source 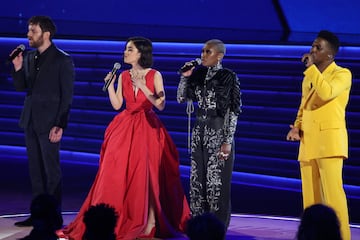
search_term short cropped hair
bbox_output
[317,30,340,55]
[205,39,226,55]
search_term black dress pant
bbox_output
[24,122,62,208]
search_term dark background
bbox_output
[0,0,359,45]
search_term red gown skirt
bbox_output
[62,69,190,239]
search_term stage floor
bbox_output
[1,147,359,239]
[1,213,360,240]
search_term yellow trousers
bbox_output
[300,157,351,240]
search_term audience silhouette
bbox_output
[186,212,226,240]
[19,193,62,240]
[82,203,119,240]
[297,203,342,240]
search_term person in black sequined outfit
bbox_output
[177,39,241,230]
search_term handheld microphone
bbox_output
[177,58,201,74]
[102,62,121,92]
[303,57,309,65]
[7,44,25,63]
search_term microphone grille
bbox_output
[18,44,26,51]
[195,58,201,65]
[113,62,121,69]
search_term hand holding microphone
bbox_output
[7,44,25,66]
[302,53,312,67]
[177,58,201,75]
[102,62,121,92]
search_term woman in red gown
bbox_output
[61,37,190,239]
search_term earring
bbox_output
[328,54,333,59]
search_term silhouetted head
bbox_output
[83,203,119,240]
[30,193,63,231]
[186,212,226,240]
[297,204,342,240]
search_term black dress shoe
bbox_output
[14,217,32,227]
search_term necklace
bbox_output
[130,69,147,96]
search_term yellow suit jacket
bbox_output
[293,62,352,161]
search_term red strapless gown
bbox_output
[62,69,190,239]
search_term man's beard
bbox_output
[29,35,44,48]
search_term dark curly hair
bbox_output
[28,16,57,40]
[83,203,119,240]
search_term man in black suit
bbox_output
[10,15,75,227]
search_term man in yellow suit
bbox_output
[286,30,352,240]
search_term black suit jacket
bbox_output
[12,43,75,134]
